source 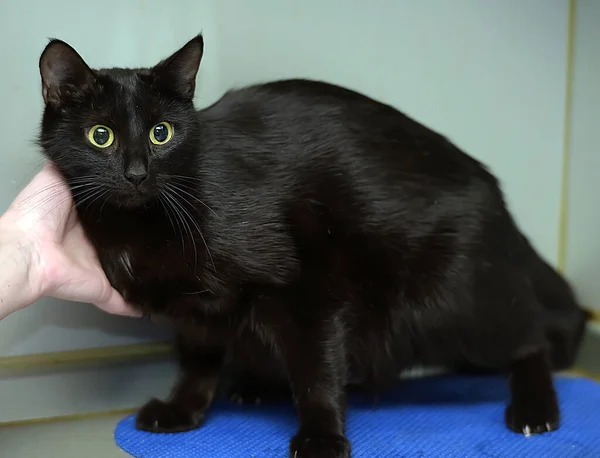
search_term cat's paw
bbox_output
[505,400,560,436]
[289,432,350,458]
[135,398,204,433]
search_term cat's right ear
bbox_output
[39,39,95,105]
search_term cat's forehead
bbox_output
[89,67,165,118]
[96,67,151,94]
[81,67,162,126]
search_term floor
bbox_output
[0,414,129,458]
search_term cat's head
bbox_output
[38,35,204,208]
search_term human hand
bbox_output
[0,162,140,319]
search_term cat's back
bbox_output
[202,78,435,146]
[200,78,492,187]
[195,79,512,287]
[198,78,502,243]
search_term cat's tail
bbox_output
[527,251,590,371]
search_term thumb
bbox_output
[93,286,142,317]
[48,257,142,317]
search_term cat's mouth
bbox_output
[118,190,155,208]
[112,185,158,208]
[112,175,162,208]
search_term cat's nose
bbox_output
[124,169,148,186]
[124,162,149,187]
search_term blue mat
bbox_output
[114,375,600,457]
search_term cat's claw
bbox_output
[522,421,557,437]
[289,432,350,458]
[229,392,262,405]
[505,399,560,436]
[136,398,204,433]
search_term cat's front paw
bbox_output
[290,432,350,458]
[135,398,205,433]
[505,400,560,436]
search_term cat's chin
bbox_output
[114,191,156,209]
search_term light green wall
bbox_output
[0,0,573,356]
[565,0,600,312]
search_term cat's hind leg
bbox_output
[505,348,559,435]
[467,260,560,436]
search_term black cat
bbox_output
[37,34,588,458]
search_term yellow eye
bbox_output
[87,125,114,148]
[150,122,173,145]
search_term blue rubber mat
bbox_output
[114,375,600,457]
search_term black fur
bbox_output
[37,34,588,458]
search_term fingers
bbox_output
[46,256,142,317]
[11,162,67,208]
[93,287,143,317]
[86,265,143,317]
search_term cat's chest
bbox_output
[77,209,236,328]
[99,242,187,284]
[96,235,227,310]
[100,245,191,314]
[80,215,192,282]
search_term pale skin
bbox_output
[0,162,139,320]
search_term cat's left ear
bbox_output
[152,34,204,100]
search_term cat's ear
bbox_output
[39,39,96,105]
[152,34,204,100]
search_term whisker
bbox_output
[17,192,69,216]
[164,189,199,271]
[157,194,176,236]
[13,181,98,211]
[16,183,99,220]
[74,188,108,212]
[81,188,110,214]
[31,195,75,227]
[167,182,219,218]
[98,191,113,221]
[161,190,187,261]
[165,186,216,272]
[165,174,231,193]
[24,185,100,232]
[182,289,209,295]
